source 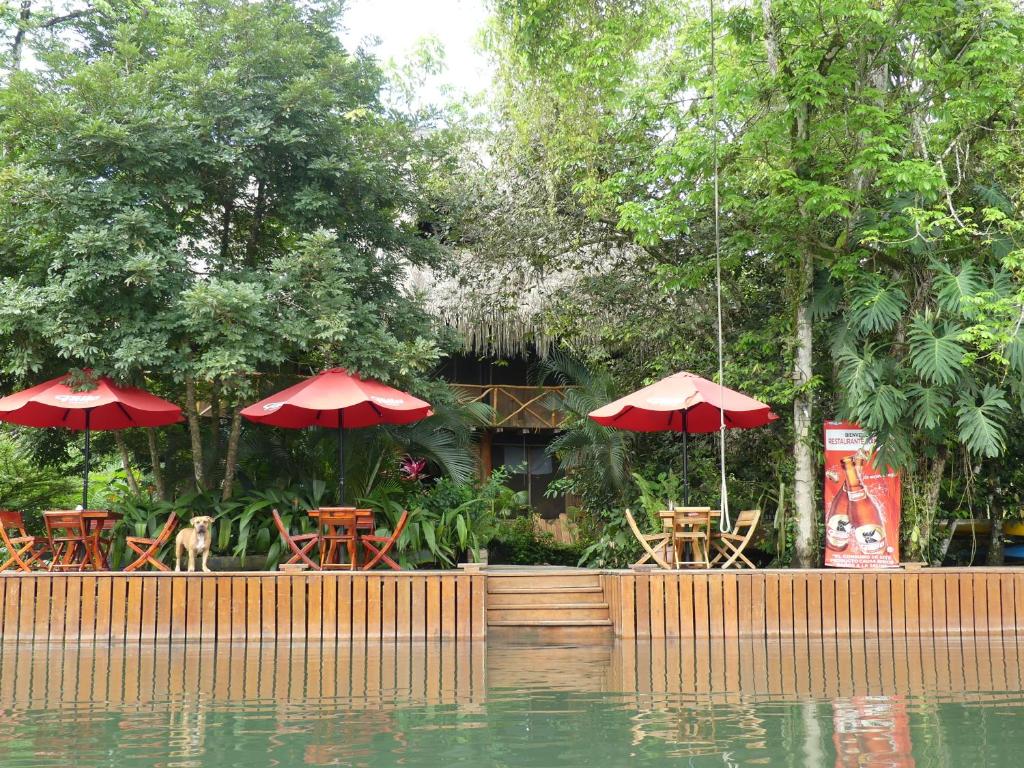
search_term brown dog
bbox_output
[175,516,214,572]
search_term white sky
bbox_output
[340,0,494,101]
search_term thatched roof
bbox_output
[408,255,616,358]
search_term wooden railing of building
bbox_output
[602,569,1024,640]
[0,572,486,644]
[450,384,568,429]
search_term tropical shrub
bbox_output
[489,513,584,566]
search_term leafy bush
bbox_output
[359,467,528,568]
[0,431,78,531]
[105,479,328,569]
[489,513,584,566]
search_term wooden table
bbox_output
[308,508,374,570]
[43,509,122,571]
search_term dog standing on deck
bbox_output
[175,516,215,572]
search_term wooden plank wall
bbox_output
[3,569,1021,643]
[607,569,1024,639]
[0,572,486,644]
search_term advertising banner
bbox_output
[823,421,900,568]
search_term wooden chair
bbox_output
[0,510,49,572]
[317,507,374,570]
[710,509,761,569]
[122,512,179,572]
[83,509,118,570]
[360,510,410,570]
[272,508,320,570]
[625,509,672,570]
[43,510,92,571]
[671,507,713,569]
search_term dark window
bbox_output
[492,435,564,519]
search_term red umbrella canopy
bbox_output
[589,371,777,433]
[240,368,433,429]
[0,372,183,430]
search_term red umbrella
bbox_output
[589,371,777,503]
[241,368,433,504]
[0,371,183,507]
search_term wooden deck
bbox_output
[606,568,1024,639]
[0,571,486,644]
[0,568,1021,643]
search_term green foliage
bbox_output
[489,513,583,566]
[359,468,528,569]
[0,430,77,529]
[0,0,459,502]
[106,480,327,569]
[848,278,908,336]
[956,386,1011,459]
[536,350,634,499]
[907,315,966,386]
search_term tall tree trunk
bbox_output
[11,2,31,72]
[763,0,817,566]
[114,431,141,496]
[210,376,222,467]
[246,178,266,267]
[987,482,1005,565]
[918,446,947,562]
[792,254,817,567]
[221,407,243,501]
[184,377,207,491]
[146,427,166,501]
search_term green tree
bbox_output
[0,0,456,499]
[485,0,1024,563]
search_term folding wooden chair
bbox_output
[671,507,713,569]
[360,510,409,570]
[272,508,320,570]
[43,510,92,571]
[710,509,761,569]
[625,509,672,570]
[317,508,362,570]
[122,512,179,572]
[0,510,49,572]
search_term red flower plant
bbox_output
[400,455,428,482]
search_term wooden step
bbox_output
[488,587,606,606]
[486,574,601,591]
[487,604,611,622]
[487,619,613,627]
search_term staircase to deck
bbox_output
[486,570,613,642]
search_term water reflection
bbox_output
[0,634,1022,767]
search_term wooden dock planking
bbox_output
[2,568,1022,643]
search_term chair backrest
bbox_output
[317,508,359,532]
[317,508,373,526]
[271,508,293,541]
[43,511,87,542]
[659,506,710,530]
[0,510,29,550]
[151,511,179,545]
[673,507,712,535]
[735,509,761,531]
[0,509,28,537]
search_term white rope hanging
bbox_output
[710,0,730,532]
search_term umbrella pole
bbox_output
[82,409,91,509]
[337,410,345,505]
[681,410,689,505]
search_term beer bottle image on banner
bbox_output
[825,469,851,551]
[840,455,886,554]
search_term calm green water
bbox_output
[1,636,1023,766]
